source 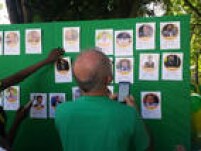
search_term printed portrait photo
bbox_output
[63,27,80,52]
[4,86,18,103]
[164,54,181,70]
[5,32,19,47]
[161,23,178,39]
[30,93,47,119]
[116,32,132,48]
[96,31,112,47]
[65,29,79,43]
[116,59,132,74]
[50,95,64,108]
[27,30,41,45]
[33,95,45,111]
[143,55,155,70]
[138,24,153,39]
[49,93,65,118]
[143,93,160,110]
[72,87,82,100]
[0,33,2,45]
[56,58,70,74]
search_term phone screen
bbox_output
[118,82,130,102]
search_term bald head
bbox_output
[73,49,112,92]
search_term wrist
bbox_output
[42,58,52,65]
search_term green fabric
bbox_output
[55,96,149,151]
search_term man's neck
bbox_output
[83,90,108,97]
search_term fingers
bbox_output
[109,93,118,100]
[55,48,65,56]
[124,95,135,107]
[60,48,65,55]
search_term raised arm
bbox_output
[0,48,64,91]
[7,101,32,146]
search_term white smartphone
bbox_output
[118,82,130,102]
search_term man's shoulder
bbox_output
[56,97,138,118]
[56,101,73,110]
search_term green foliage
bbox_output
[28,0,139,21]
[166,0,201,83]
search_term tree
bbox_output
[6,0,138,23]
[165,0,201,86]
[6,0,169,23]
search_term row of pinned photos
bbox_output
[139,52,183,81]
[30,85,114,119]
[29,93,65,119]
[95,21,181,56]
[114,52,183,83]
[0,29,42,55]
[0,86,92,118]
[0,21,180,55]
[0,83,160,120]
[73,85,161,120]
[0,27,80,55]
[53,55,134,84]
[54,52,183,84]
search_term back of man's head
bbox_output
[73,49,112,93]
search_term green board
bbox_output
[0,15,190,151]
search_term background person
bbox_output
[0,48,64,151]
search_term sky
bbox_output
[0,0,10,24]
[146,1,166,17]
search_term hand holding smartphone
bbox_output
[118,82,130,102]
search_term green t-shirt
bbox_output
[55,96,149,151]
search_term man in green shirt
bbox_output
[55,49,150,151]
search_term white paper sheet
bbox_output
[162,52,183,80]
[115,30,133,56]
[95,29,113,55]
[0,31,3,55]
[4,31,20,55]
[115,57,134,83]
[49,93,65,118]
[139,53,159,80]
[25,29,42,54]
[72,86,82,101]
[55,57,72,83]
[136,23,155,50]
[141,91,161,119]
[30,93,47,119]
[3,86,20,110]
[63,27,80,52]
[160,22,180,49]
